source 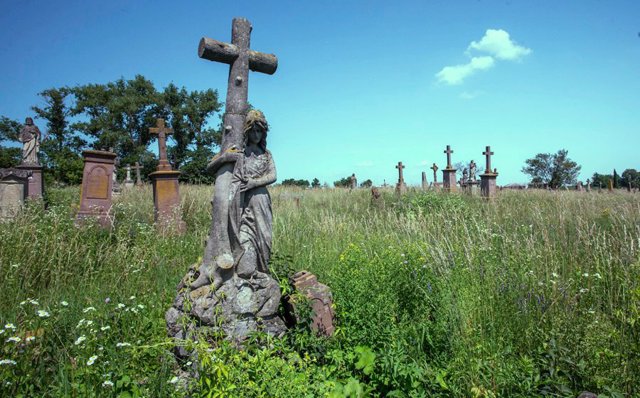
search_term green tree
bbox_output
[522,149,581,188]
[334,176,352,188]
[360,179,373,188]
[32,87,84,184]
[311,178,321,188]
[621,168,639,189]
[0,116,22,167]
[71,75,162,166]
[281,178,310,188]
[591,172,611,189]
[612,169,621,189]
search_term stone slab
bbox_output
[150,170,186,234]
[284,271,335,336]
[77,150,116,228]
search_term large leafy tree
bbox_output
[522,149,581,188]
[32,87,84,184]
[590,172,611,189]
[71,75,162,166]
[621,168,639,189]
[0,116,22,167]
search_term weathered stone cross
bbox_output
[444,145,454,168]
[130,162,143,185]
[482,146,494,174]
[149,118,174,171]
[430,163,439,182]
[396,161,405,183]
[198,18,278,270]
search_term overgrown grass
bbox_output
[1,186,638,397]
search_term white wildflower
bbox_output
[29,299,39,306]
[74,335,87,345]
[4,323,16,330]
[582,272,589,277]
[588,309,596,314]
[37,310,50,318]
[0,330,4,335]
[593,273,602,279]
[100,326,111,331]
[116,342,131,347]
[20,300,27,306]
[580,288,589,294]
[83,307,96,313]
[129,296,136,301]
[169,376,179,384]
[6,336,21,343]
[117,303,126,309]
[552,272,559,278]
[26,336,35,342]
[60,301,69,307]
[102,380,114,388]
[137,304,145,310]
[87,355,98,366]
[0,359,17,366]
[76,319,86,328]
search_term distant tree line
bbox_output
[522,149,637,189]
[0,75,222,185]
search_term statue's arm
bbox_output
[207,148,241,175]
[241,153,276,192]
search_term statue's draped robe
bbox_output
[19,126,40,164]
[229,150,274,274]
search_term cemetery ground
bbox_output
[1,186,638,398]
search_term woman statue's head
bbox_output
[243,109,269,151]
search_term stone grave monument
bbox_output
[131,162,143,186]
[430,163,439,187]
[480,146,499,199]
[284,271,335,336]
[576,181,584,192]
[15,117,44,200]
[0,169,31,221]
[421,171,427,190]
[76,150,117,228]
[395,161,407,195]
[166,18,286,350]
[442,145,457,192]
[350,173,357,190]
[149,118,186,234]
[585,178,591,192]
[123,164,134,188]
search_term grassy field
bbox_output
[1,185,638,397]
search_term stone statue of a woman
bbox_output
[19,117,41,165]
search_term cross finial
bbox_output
[149,118,174,171]
[482,146,494,174]
[444,145,454,168]
[396,161,405,182]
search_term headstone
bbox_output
[441,145,457,192]
[576,181,584,192]
[480,146,498,199]
[167,18,285,351]
[15,117,44,200]
[585,178,591,192]
[421,171,427,190]
[131,162,143,186]
[123,164,134,188]
[430,163,439,183]
[76,150,117,228]
[284,271,335,336]
[395,161,407,195]
[149,119,186,234]
[608,179,613,192]
[371,186,382,208]
[0,169,31,221]
[350,173,357,190]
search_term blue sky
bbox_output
[1,0,638,185]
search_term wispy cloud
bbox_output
[436,29,531,86]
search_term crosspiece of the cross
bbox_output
[444,145,454,168]
[149,119,174,171]
[483,146,494,174]
[396,162,405,182]
[198,18,278,273]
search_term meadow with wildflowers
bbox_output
[0,186,638,397]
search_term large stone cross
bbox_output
[430,163,439,182]
[198,18,278,271]
[396,161,405,183]
[149,118,174,171]
[130,162,143,185]
[444,145,454,169]
[482,146,494,174]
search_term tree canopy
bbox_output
[522,149,581,188]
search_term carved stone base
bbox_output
[16,163,44,200]
[442,168,457,192]
[480,173,498,199]
[166,265,287,357]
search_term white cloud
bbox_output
[436,56,495,85]
[435,28,531,86]
[468,29,531,61]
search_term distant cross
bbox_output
[444,145,454,168]
[482,146,494,174]
[396,161,405,183]
[149,118,174,171]
[125,164,132,181]
[430,163,439,182]
[131,162,143,185]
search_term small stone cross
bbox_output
[125,164,132,181]
[396,161,405,183]
[130,162,143,185]
[430,163,439,182]
[444,145,454,168]
[482,146,494,174]
[149,118,174,171]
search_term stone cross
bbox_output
[396,161,405,183]
[198,18,278,276]
[125,164,132,181]
[430,163,439,182]
[444,145,454,168]
[149,119,174,171]
[482,146,494,174]
[131,162,143,185]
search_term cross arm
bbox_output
[198,37,278,75]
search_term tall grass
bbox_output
[0,185,638,397]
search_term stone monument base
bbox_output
[166,265,287,357]
[16,163,44,200]
[442,168,457,192]
[463,180,480,195]
[395,182,407,195]
[0,169,31,221]
[480,172,498,199]
[150,170,186,234]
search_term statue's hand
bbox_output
[240,178,258,192]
